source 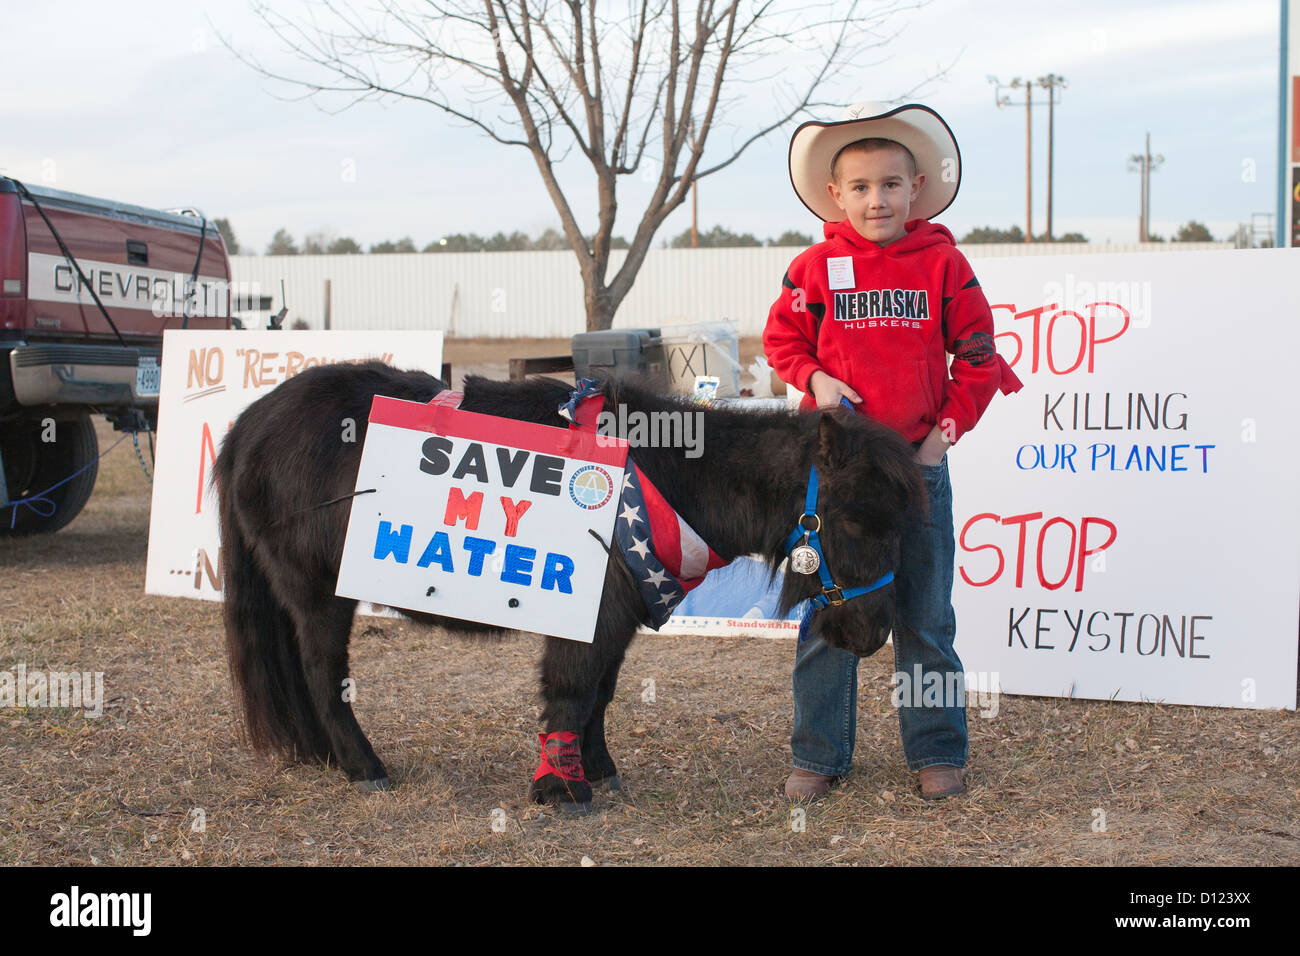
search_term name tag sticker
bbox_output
[827,257,855,290]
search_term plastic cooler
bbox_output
[570,328,667,386]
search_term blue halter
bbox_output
[785,463,895,642]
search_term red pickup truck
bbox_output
[0,177,232,534]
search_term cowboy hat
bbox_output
[788,101,961,222]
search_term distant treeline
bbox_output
[958,221,1217,243]
[212,218,1218,255]
[960,225,1090,243]
[216,221,824,255]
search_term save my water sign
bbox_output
[336,391,629,643]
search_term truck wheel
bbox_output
[0,412,99,536]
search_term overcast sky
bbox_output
[1,0,1283,251]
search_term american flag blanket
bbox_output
[615,463,730,628]
[561,379,729,628]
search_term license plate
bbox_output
[136,358,160,397]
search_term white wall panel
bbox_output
[230,242,1231,338]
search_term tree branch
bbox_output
[226,0,945,330]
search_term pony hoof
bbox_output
[557,800,592,816]
[593,774,623,792]
[353,776,390,793]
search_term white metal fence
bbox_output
[230,241,1233,338]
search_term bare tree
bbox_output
[227,0,933,331]
[302,228,337,254]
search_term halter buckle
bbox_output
[821,586,845,606]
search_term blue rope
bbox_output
[2,433,131,529]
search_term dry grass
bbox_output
[1,338,1297,866]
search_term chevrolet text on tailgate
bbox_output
[0,177,232,534]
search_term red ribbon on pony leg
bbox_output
[533,731,586,782]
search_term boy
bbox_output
[763,101,1021,801]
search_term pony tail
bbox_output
[215,445,333,765]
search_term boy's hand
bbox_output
[915,424,950,466]
[808,370,862,409]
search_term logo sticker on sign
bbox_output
[335,392,629,643]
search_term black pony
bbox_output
[213,362,923,811]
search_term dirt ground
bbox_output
[1,338,1297,866]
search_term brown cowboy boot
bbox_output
[784,769,835,800]
[918,765,966,800]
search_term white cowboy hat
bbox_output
[788,101,961,223]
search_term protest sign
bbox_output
[144,330,444,601]
[336,392,629,642]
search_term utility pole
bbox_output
[691,177,698,248]
[1024,81,1031,243]
[990,77,1034,241]
[1143,132,1162,239]
[1037,74,1067,240]
[990,75,1065,243]
[1127,133,1165,241]
[690,118,698,248]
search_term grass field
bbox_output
[1,339,1297,866]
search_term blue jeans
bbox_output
[791,456,967,775]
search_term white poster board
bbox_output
[335,394,627,642]
[953,249,1297,710]
[144,330,444,600]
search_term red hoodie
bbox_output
[763,218,1022,445]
